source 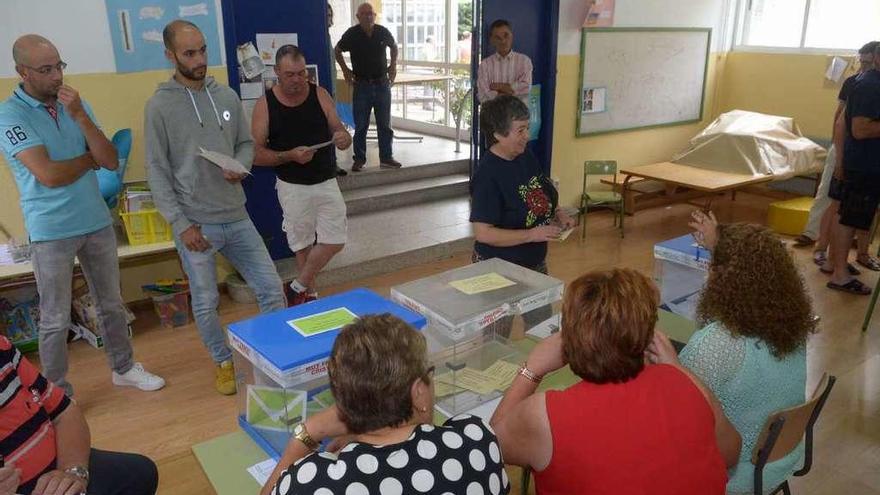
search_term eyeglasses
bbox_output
[423,365,435,381]
[21,61,67,75]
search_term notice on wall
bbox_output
[106,0,223,73]
[582,86,606,114]
[256,33,299,65]
[584,0,615,27]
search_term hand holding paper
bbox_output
[198,147,251,176]
[306,140,335,151]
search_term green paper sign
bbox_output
[287,307,358,337]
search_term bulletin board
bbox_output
[577,27,711,136]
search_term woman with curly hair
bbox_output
[650,210,816,495]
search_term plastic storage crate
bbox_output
[227,288,427,459]
[119,209,172,245]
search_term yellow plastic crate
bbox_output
[767,196,813,236]
[119,209,172,245]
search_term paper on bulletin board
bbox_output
[287,307,358,337]
[106,0,223,73]
[529,84,541,141]
[449,273,516,295]
[584,0,615,27]
[582,86,606,114]
[257,33,299,65]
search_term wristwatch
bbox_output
[275,151,286,163]
[293,423,320,451]
[65,465,90,485]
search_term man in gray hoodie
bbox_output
[144,20,285,395]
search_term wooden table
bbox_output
[619,161,774,213]
[0,240,176,289]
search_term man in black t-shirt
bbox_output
[795,41,879,273]
[827,43,880,295]
[335,2,402,172]
[251,45,352,306]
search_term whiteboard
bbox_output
[577,28,711,136]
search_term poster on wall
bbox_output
[581,86,606,114]
[583,0,615,28]
[528,84,541,141]
[105,0,223,73]
[256,33,299,66]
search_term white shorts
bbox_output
[276,178,347,253]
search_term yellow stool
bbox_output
[767,197,813,235]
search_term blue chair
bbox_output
[97,129,132,209]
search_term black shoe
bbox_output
[336,167,348,176]
[352,159,366,172]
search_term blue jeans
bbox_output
[175,219,285,363]
[352,80,393,161]
[30,225,133,396]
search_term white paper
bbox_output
[825,56,848,83]
[237,42,265,80]
[240,82,264,100]
[256,33,299,65]
[247,458,278,486]
[138,6,164,19]
[198,148,252,175]
[582,86,607,114]
[526,313,562,339]
[549,227,574,242]
[307,140,335,151]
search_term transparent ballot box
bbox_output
[653,234,711,321]
[227,288,426,458]
[391,258,563,416]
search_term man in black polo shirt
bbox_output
[335,2,402,172]
[827,43,880,295]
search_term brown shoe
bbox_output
[793,234,815,248]
[380,158,403,169]
[352,159,366,172]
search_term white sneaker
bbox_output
[112,363,166,391]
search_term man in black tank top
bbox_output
[252,45,352,306]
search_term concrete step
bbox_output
[275,196,474,288]
[337,159,469,191]
[344,173,470,216]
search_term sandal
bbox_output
[856,255,880,272]
[819,263,861,276]
[827,279,872,295]
[793,234,816,248]
[812,251,827,266]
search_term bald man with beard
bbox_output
[0,35,164,398]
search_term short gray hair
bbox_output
[275,44,305,66]
[480,95,529,146]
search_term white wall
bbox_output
[557,0,733,56]
[0,0,226,77]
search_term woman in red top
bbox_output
[490,268,741,494]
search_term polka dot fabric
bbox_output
[272,415,510,495]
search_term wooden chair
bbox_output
[580,160,624,240]
[751,373,836,495]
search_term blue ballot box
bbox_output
[653,234,712,320]
[228,288,427,459]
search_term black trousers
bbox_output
[21,449,158,495]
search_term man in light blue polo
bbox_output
[0,34,164,396]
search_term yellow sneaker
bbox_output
[215,360,237,395]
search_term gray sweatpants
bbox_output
[30,225,133,396]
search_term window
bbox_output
[739,0,880,51]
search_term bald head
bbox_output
[356,3,376,29]
[163,19,201,51]
[12,34,57,66]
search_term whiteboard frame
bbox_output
[576,27,712,137]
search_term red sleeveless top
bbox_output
[534,364,727,495]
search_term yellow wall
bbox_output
[550,53,728,208]
[719,51,855,140]
[0,67,230,301]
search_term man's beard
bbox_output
[177,60,207,81]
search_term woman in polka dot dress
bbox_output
[260,314,510,495]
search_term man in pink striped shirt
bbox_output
[477,19,533,105]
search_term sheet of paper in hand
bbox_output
[306,140,335,151]
[198,147,252,175]
[549,227,574,242]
